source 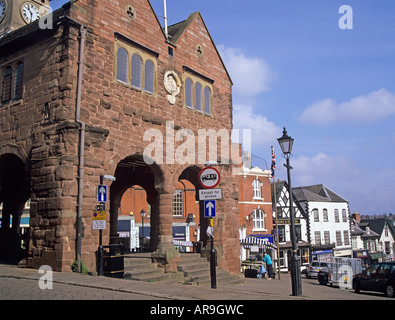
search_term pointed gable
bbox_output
[167,11,232,85]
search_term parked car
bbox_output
[306,261,329,279]
[353,262,395,298]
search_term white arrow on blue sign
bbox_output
[97,185,107,202]
[204,200,216,218]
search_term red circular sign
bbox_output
[198,166,220,189]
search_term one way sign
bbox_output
[204,200,216,218]
[97,185,107,202]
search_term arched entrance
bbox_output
[0,153,30,263]
[109,154,163,252]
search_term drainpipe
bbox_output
[75,26,87,273]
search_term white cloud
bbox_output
[232,103,281,148]
[299,88,395,125]
[290,152,361,187]
[218,44,276,97]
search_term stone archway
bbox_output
[0,153,30,263]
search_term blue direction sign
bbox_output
[97,185,107,202]
[204,200,216,218]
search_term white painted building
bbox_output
[293,184,352,261]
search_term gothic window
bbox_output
[144,60,155,94]
[1,67,12,104]
[185,78,193,108]
[131,53,142,89]
[116,47,128,83]
[204,86,211,115]
[252,179,262,199]
[13,62,24,100]
[172,190,183,216]
[194,82,202,112]
[252,208,265,231]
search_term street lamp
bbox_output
[140,209,146,251]
[277,127,302,296]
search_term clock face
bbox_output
[21,2,40,23]
[0,1,6,23]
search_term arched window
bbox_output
[1,67,12,104]
[131,54,142,89]
[144,60,155,94]
[313,208,319,222]
[204,86,211,114]
[253,209,265,231]
[116,48,128,83]
[13,62,24,100]
[194,82,202,111]
[185,78,193,108]
[252,179,262,199]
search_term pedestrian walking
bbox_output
[263,252,273,280]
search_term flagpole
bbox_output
[271,146,281,280]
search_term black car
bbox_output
[353,262,395,298]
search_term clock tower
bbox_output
[0,0,51,36]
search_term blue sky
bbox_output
[50,1,395,215]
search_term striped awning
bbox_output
[240,236,277,249]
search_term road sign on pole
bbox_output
[97,185,107,202]
[198,167,220,189]
[204,200,216,218]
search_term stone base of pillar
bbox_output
[151,240,180,273]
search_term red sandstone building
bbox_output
[0,0,240,274]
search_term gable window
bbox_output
[252,208,265,231]
[204,86,211,114]
[313,208,319,222]
[185,78,193,108]
[131,53,142,89]
[172,190,183,217]
[194,82,202,112]
[144,60,155,94]
[116,48,129,83]
[1,67,12,104]
[13,62,24,100]
[252,179,262,199]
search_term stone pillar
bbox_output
[151,192,179,272]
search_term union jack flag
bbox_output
[271,146,276,179]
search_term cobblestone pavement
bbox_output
[0,263,392,301]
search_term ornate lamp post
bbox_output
[277,127,302,296]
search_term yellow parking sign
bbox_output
[93,211,106,221]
